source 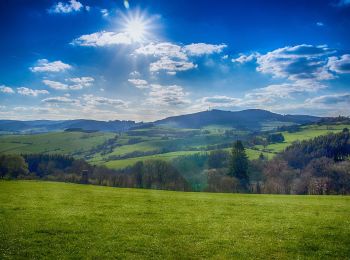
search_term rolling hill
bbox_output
[0,109,321,133]
[154,109,321,129]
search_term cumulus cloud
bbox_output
[71,31,132,46]
[128,79,149,89]
[17,87,49,97]
[232,52,260,63]
[0,85,15,94]
[328,54,350,74]
[83,95,128,108]
[256,44,335,81]
[49,0,83,14]
[147,84,190,106]
[67,77,94,89]
[150,57,197,74]
[30,59,72,73]
[183,43,227,56]
[43,80,69,90]
[135,42,188,60]
[43,77,94,90]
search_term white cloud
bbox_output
[328,54,350,74]
[147,84,190,106]
[129,71,141,77]
[128,79,149,89]
[101,9,109,17]
[42,96,79,104]
[316,22,324,27]
[256,44,335,81]
[150,57,197,74]
[183,43,227,56]
[49,0,83,14]
[0,85,15,94]
[135,42,188,60]
[67,77,94,89]
[246,81,326,100]
[305,93,350,105]
[199,95,241,107]
[71,31,132,46]
[232,53,260,63]
[30,59,72,73]
[43,77,94,90]
[82,95,128,108]
[17,87,49,97]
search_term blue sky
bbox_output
[0,0,350,121]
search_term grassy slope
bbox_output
[254,124,350,154]
[1,181,349,259]
[0,132,115,155]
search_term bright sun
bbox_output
[121,11,155,43]
[125,18,146,42]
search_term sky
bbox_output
[0,0,350,122]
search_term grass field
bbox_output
[0,132,115,155]
[1,181,349,259]
[254,124,350,154]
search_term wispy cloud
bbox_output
[183,43,227,56]
[128,79,149,89]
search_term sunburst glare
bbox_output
[121,11,155,43]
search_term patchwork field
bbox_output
[1,124,349,170]
[0,181,349,259]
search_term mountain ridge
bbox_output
[0,109,322,133]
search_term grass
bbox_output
[0,132,115,155]
[254,124,350,154]
[102,151,203,169]
[0,181,349,259]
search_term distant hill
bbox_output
[154,109,321,130]
[0,109,321,133]
[0,119,139,133]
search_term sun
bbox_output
[121,11,156,43]
[125,17,146,42]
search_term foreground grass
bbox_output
[1,181,349,259]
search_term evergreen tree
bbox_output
[228,141,249,190]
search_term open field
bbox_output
[0,132,115,155]
[1,181,349,259]
[253,124,350,154]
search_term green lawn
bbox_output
[1,181,349,259]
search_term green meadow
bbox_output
[1,124,349,170]
[0,181,349,259]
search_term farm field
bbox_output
[1,124,349,170]
[253,124,350,154]
[0,181,349,259]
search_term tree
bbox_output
[208,150,229,169]
[228,141,249,190]
[267,133,285,143]
[0,155,29,179]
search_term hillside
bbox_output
[0,109,321,133]
[1,181,349,259]
[155,109,321,130]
